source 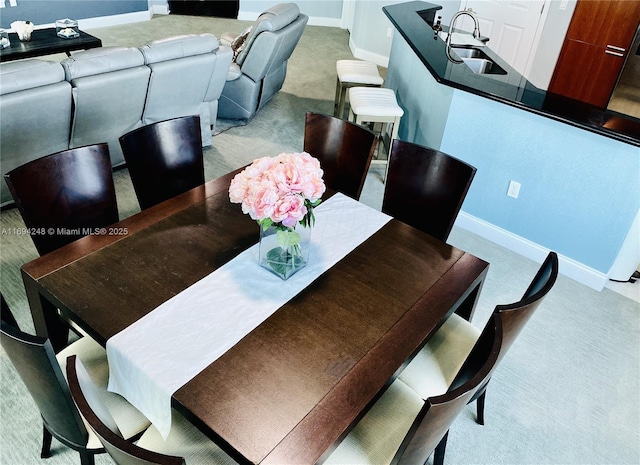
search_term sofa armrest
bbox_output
[227,62,242,81]
[219,31,237,46]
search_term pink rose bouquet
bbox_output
[229,152,326,230]
[229,152,326,279]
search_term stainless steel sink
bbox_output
[451,47,487,59]
[451,46,507,75]
[461,57,507,75]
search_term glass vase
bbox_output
[258,224,311,280]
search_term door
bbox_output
[460,0,547,77]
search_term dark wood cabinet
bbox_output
[168,0,239,18]
[548,0,640,108]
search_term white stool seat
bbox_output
[334,59,383,118]
[336,59,384,85]
[348,87,403,182]
[348,87,404,118]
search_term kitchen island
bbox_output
[383,1,639,289]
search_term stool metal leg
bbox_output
[337,85,350,119]
[334,77,342,117]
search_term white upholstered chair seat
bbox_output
[323,379,423,465]
[71,355,236,464]
[56,336,151,443]
[136,410,237,465]
[398,313,481,400]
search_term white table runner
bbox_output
[107,193,391,439]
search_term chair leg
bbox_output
[433,430,449,465]
[477,388,486,425]
[79,451,96,465]
[40,424,53,458]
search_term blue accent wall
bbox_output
[440,91,640,272]
[0,1,148,28]
[387,33,640,275]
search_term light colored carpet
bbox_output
[1,13,639,465]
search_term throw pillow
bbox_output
[231,26,252,62]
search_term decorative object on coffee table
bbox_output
[56,19,79,39]
[10,21,33,41]
[0,30,9,48]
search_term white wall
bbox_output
[527,0,577,89]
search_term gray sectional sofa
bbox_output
[0,33,232,207]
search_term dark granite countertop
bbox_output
[383,1,640,147]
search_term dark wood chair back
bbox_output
[448,251,558,427]
[66,355,185,465]
[303,112,377,200]
[1,293,18,329]
[382,139,476,242]
[494,251,558,361]
[4,143,119,256]
[394,313,502,465]
[119,115,204,210]
[0,303,92,461]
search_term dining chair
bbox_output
[303,111,377,200]
[4,143,119,256]
[65,355,238,465]
[398,251,559,426]
[323,312,502,465]
[1,293,18,328]
[119,115,205,210]
[382,139,476,242]
[0,296,150,465]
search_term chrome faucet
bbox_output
[446,8,481,46]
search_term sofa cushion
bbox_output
[0,59,65,95]
[0,59,71,206]
[140,34,231,147]
[139,33,219,64]
[61,47,145,80]
[226,62,242,81]
[61,47,150,167]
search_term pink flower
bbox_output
[272,194,307,227]
[229,152,325,227]
[229,171,250,204]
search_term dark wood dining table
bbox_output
[21,169,489,465]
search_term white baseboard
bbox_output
[76,10,152,30]
[152,4,170,16]
[454,211,608,291]
[348,36,389,68]
[306,16,342,28]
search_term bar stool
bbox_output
[334,60,383,119]
[348,87,404,182]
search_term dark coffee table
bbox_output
[0,28,101,62]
